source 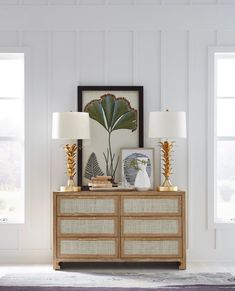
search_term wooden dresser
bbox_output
[53,191,186,270]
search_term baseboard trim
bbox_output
[1,249,235,264]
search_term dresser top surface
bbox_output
[53,190,185,197]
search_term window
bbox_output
[0,52,25,224]
[208,47,235,227]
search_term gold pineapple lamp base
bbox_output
[157,177,178,192]
[59,144,82,192]
[157,185,178,192]
[60,186,81,192]
[60,176,81,192]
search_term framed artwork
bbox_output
[121,148,155,190]
[77,86,143,189]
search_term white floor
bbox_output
[0,262,235,276]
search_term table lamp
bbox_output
[52,112,90,192]
[148,110,186,191]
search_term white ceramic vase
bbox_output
[134,157,151,191]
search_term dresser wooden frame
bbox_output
[53,191,186,270]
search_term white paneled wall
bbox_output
[0,0,235,263]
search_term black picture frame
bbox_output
[77,85,144,190]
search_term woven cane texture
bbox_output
[123,198,179,214]
[60,219,115,234]
[60,198,115,214]
[60,239,116,255]
[123,239,179,255]
[123,219,178,235]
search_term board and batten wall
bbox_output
[0,0,235,263]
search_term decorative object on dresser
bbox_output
[121,148,154,191]
[53,190,186,270]
[52,112,90,192]
[148,110,187,192]
[89,176,112,189]
[77,86,144,189]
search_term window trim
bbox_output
[0,47,30,225]
[208,46,235,229]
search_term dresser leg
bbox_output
[53,261,61,270]
[179,259,186,270]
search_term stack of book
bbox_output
[88,176,112,189]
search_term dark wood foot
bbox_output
[179,259,186,270]
[53,261,61,270]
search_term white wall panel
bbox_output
[191,0,217,4]
[164,31,188,110]
[79,0,105,5]
[0,0,19,4]
[20,31,50,249]
[220,0,235,4]
[188,30,216,254]
[22,0,48,5]
[107,0,134,4]
[79,31,105,84]
[135,0,161,4]
[51,32,76,112]
[0,225,19,249]
[217,30,235,45]
[0,31,18,46]
[2,6,235,31]
[163,0,189,4]
[108,31,133,84]
[49,0,76,4]
[217,230,235,249]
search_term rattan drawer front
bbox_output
[122,238,181,257]
[122,218,181,236]
[58,217,117,237]
[58,196,117,216]
[58,238,118,257]
[122,196,180,216]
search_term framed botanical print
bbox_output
[120,148,155,190]
[77,86,143,189]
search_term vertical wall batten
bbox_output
[160,30,166,110]
[104,30,109,84]
[17,29,24,252]
[47,31,53,249]
[186,30,192,250]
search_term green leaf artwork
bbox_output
[84,152,104,181]
[84,94,137,182]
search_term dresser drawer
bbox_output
[121,217,181,237]
[121,196,181,216]
[121,238,182,258]
[57,238,118,258]
[58,217,118,237]
[57,196,118,216]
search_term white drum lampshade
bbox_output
[149,111,186,139]
[52,112,90,140]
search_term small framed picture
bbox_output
[121,148,155,189]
